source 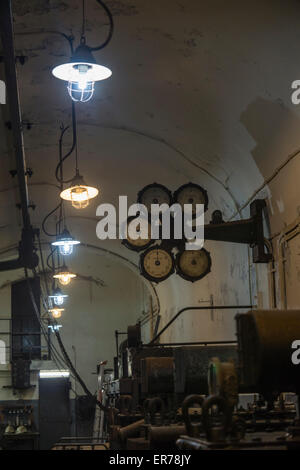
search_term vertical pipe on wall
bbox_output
[149,296,154,340]
[268,259,277,309]
[0,0,30,230]
[278,239,287,309]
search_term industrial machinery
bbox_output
[177,310,300,450]
[101,310,300,450]
[123,183,271,283]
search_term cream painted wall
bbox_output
[148,240,254,345]
[0,249,148,399]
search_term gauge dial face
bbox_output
[174,183,208,217]
[140,247,174,282]
[138,183,172,213]
[176,248,211,282]
[123,217,153,252]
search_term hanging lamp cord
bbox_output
[55,101,77,184]
[88,0,114,51]
[42,118,75,238]
[81,0,86,40]
[53,0,114,185]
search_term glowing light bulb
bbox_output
[59,273,73,286]
[78,64,88,89]
[67,80,94,102]
[59,243,73,256]
[71,186,89,209]
[55,295,64,306]
[78,78,88,90]
[49,308,64,319]
[48,287,68,306]
[53,267,77,286]
[52,229,80,255]
[60,173,98,209]
[52,43,111,103]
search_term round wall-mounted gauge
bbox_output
[140,246,175,283]
[137,183,172,213]
[122,217,154,252]
[173,182,208,217]
[176,248,212,282]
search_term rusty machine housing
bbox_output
[100,310,300,450]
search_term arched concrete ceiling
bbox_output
[1,0,300,294]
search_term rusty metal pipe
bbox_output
[118,419,144,443]
[149,425,186,446]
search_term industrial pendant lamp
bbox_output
[53,264,77,286]
[52,228,80,255]
[52,0,113,102]
[60,170,99,209]
[48,286,68,306]
[52,39,111,103]
[49,308,65,319]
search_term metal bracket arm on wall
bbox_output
[0,227,39,272]
[204,200,272,263]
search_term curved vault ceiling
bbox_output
[1,0,300,272]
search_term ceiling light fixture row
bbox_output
[44,1,114,320]
[53,0,114,210]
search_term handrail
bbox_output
[148,305,254,345]
[143,340,237,347]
